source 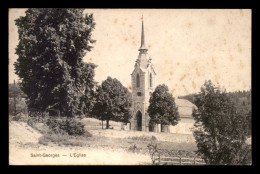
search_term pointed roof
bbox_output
[139,16,148,51]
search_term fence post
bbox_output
[180,157,182,165]
[194,158,196,165]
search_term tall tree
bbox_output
[192,80,251,165]
[14,8,96,117]
[9,82,27,98]
[78,62,97,116]
[148,84,180,130]
[9,82,27,115]
[92,77,132,129]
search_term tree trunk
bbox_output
[106,119,109,129]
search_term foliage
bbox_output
[91,77,132,128]
[147,143,160,164]
[38,131,92,147]
[128,144,138,153]
[227,90,251,135]
[9,83,28,116]
[46,118,86,136]
[226,90,251,114]
[179,90,251,114]
[27,117,39,128]
[148,84,180,126]
[78,62,98,116]
[14,8,96,117]
[9,97,28,116]
[179,89,251,136]
[10,112,27,122]
[9,83,27,98]
[192,80,251,165]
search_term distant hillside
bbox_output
[178,90,251,113]
[226,90,251,114]
[178,93,197,105]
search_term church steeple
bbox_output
[139,15,148,53]
[130,15,156,132]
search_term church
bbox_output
[129,18,197,134]
[129,18,156,132]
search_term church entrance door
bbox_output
[136,111,142,131]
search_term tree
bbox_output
[192,80,251,165]
[92,77,132,129]
[9,82,27,98]
[14,8,96,117]
[78,62,98,116]
[9,82,28,116]
[147,84,180,130]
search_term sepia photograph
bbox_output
[8,8,251,165]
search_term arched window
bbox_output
[149,73,152,87]
[136,74,140,87]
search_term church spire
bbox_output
[139,15,148,52]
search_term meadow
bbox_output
[9,117,199,165]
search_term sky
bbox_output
[9,9,251,97]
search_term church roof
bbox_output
[139,17,148,51]
[175,99,197,118]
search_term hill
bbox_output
[178,90,251,113]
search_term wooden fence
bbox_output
[154,156,206,165]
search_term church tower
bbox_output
[130,17,156,132]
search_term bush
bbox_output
[46,118,86,136]
[38,132,91,147]
[128,144,137,153]
[45,118,66,134]
[63,119,85,136]
[27,117,37,128]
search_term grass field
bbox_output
[9,118,199,165]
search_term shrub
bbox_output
[38,136,48,146]
[38,132,90,147]
[128,144,137,153]
[147,143,160,164]
[45,118,66,134]
[27,117,37,128]
[151,136,157,141]
[34,122,49,134]
[46,118,86,136]
[63,119,85,136]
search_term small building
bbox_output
[168,99,197,134]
